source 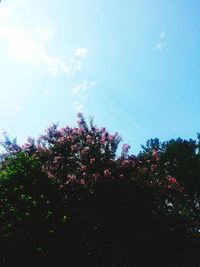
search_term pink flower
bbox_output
[122,144,131,154]
[82,146,90,155]
[168,177,178,184]
[81,165,87,171]
[122,160,130,167]
[109,135,114,141]
[59,136,66,143]
[66,135,73,141]
[86,135,93,143]
[54,156,61,162]
[90,158,96,164]
[67,174,77,182]
[92,173,100,180]
[71,144,78,152]
[73,128,79,134]
[22,143,32,150]
[47,172,55,179]
[60,126,69,134]
[152,149,159,160]
[100,127,106,132]
[80,179,85,185]
[151,164,157,172]
[78,128,84,135]
[104,169,112,177]
[100,136,106,144]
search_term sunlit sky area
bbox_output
[0,0,200,154]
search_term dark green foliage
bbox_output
[0,115,200,266]
[140,137,200,194]
[0,152,64,265]
[160,138,200,193]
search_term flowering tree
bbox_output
[0,114,200,266]
[13,113,136,191]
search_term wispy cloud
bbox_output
[0,6,11,19]
[156,29,167,50]
[72,81,96,95]
[75,48,88,58]
[0,2,87,76]
[73,101,84,113]
[71,81,97,113]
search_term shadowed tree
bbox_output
[0,114,200,266]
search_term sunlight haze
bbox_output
[0,0,200,154]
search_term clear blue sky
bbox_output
[0,0,200,154]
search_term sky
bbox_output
[0,0,200,155]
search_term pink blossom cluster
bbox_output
[1,113,189,199]
[20,114,134,188]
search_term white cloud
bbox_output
[0,6,11,19]
[156,42,164,50]
[14,0,29,5]
[0,24,82,75]
[160,30,165,40]
[34,26,53,43]
[0,2,87,76]
[0,0,27,20]
[73,101,84,113]
[75,103,84,113]
[71,81,96,113]
[156,29,167,50]
[0,26,40,62]
[75,48,88,58]
[72,81,96,95]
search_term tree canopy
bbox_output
[0,114,200,266]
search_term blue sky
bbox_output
[0,0,200,154]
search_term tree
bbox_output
[0,114,200,266]
[139,137,200,194]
